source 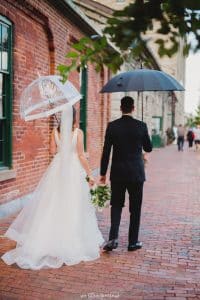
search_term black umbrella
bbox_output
[100,69,184,93]
[100,69,184,121]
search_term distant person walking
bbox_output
[186,128,194,148]
[173,125,178,144]
[177,124,185,151]
[194,124,200,151]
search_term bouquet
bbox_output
[86,176,111,211]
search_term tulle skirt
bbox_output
[1,153,104,270]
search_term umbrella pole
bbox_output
[137,91,143,121]
[141,92,144,121]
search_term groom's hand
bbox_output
[99,175,106,185]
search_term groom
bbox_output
[100,96,152,251]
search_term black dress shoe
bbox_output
[128,241,143,251]
[103,239,118,251]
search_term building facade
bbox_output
[0,0,111,215]
[146,22,186,129]
[75,0,186,145]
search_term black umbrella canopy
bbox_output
[100,69,184,93]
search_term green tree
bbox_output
[186,115,195,128]
[194,105,200,125]
[58,0,200,81]
[105,0,200,58]
[57,36,123,83]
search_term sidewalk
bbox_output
[0,145,200,300]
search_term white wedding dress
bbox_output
[1,105,104,270]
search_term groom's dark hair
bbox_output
[121,96,134,113]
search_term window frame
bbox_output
[79,67,88,150]
[0,15,13,169]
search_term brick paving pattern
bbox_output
[0,145,200,300]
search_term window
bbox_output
[79,67,87,150]
[0,16,12,168]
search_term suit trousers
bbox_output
[109,181,144,244]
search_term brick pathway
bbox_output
[0,145,200,300]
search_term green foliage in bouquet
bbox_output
[86,176,111,209]
[90,185,111,209]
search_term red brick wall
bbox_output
[0,0,110,205]
[86,64,110,168]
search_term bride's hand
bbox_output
[88,176,95,187]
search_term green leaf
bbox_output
[57,64,69,72]
[65,51,79,58]
[72,43,85,51]
[79,37,92,45]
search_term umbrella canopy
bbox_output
[100,69,184,93]
[20,75,82,121]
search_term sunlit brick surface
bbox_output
[0,145,200,299]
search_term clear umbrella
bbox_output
[20,75,82,121]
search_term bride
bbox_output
[1,104,104,270]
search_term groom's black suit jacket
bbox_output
[100,115,152,182]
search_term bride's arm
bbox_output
[77,129,95,185]
[50,128,56,155]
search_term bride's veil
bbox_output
[60,104,73,155]
[59,104,73,180]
